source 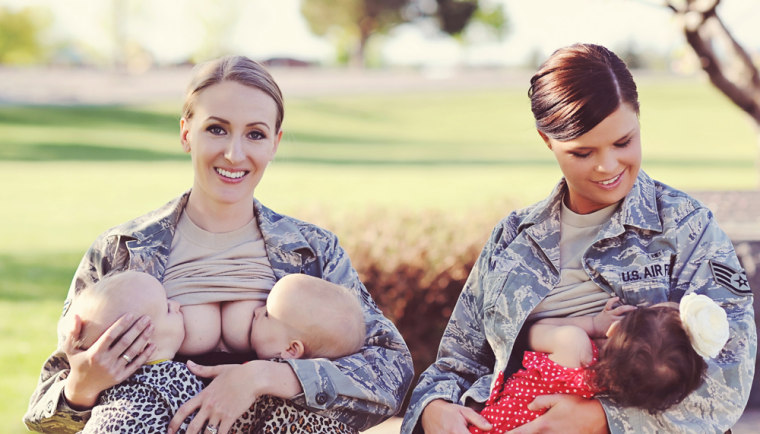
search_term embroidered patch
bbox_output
[710,261,752,295]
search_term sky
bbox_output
[3,0,760,67]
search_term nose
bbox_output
[596,149,617,173]
[224,136,244,163]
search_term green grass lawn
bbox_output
[1,74,757,432]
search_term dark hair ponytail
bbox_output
[529,43,639,141]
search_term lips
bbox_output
[595,170,624,189]
[215,167,249,180]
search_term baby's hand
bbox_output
[591,297,636,337]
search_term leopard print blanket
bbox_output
[81,362,356,433]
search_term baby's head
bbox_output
[250,274,365,360]
[591,300,714,413]
[68,271,184,361]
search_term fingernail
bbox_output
[187,360,196,366]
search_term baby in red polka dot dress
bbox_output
[470,294,729,433]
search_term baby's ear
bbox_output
[280,340,305,359]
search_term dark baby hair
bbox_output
[590,305,707,413]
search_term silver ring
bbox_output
[121,354,132,364]
[205,425,218,434]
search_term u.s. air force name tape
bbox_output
[709,261,752,295]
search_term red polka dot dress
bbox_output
[470,341,600,433]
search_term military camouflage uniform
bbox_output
[24,192,413,433]
[402,171,756,434]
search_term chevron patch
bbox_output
[710,261,752,296]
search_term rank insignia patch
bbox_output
[710,261,752,296]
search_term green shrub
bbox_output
[299,204,512,409]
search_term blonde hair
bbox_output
[277,274,366,359]
[67,271,155,350]
[181,55,284,131]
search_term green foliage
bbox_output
[472,2,508,39]
[300,0,508,66]
[0,6,52,64]
[300,206,506,409]
[301,0,409,66]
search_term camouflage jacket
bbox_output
[402,171,756,434]
[24,192,413,433]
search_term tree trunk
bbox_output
[676,1,760,124]
[667,0,760,184]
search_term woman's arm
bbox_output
[401,225,505,434]
[24,235,153,433]
[168,360,301,434]
[602,210,756,433]
[283,233,414,430]
[528,324,592,368]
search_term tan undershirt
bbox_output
[163,211,276,355]
[528,201,619,321]
[163,211,276,305]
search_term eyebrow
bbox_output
[206,116,271,130]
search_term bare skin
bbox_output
[62,314,156,408]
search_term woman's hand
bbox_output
[420,399,492,434]
[62,313,155,409]
[591,297,635,337]
[509,395,609,434]
[169,360,302,434]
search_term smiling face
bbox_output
[543,103,642,214]
[180,80,282,215]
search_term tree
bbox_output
[0,6,51,65]
[300,0,506,67]
[665,0,760,126]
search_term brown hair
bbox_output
[590,305,706,413]
[529,43,640,141]
[182,55,284,131]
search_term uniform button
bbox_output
[315,392,328,405]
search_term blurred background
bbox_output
[2,0,760,432]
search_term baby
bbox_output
[66,270,365,433]
[471,295,729,433]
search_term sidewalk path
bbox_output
[0,65,529,105]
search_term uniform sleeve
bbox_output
[600,209,757,433]
[24,235,121,433]
[400,226,502,434]
[284,233,414,431]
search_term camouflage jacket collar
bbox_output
[110,191,316,278]
[518,170,663,236]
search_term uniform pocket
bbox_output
[482,257,518,310]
